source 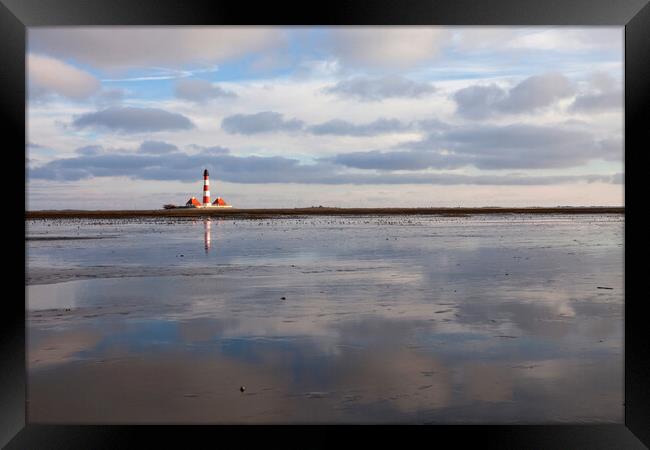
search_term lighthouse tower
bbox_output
[183,169,231,208]
[202,169,211,206]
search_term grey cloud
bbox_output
[569,91,622,113]
[29,150,316,183]
[175,79,237,102]
[499,73,574,112]
[415,118,452,132]
[453,84,508,120]
[334,124,620,171]
[30,146,620,187]
[328,172,619,186]
[454,73,575,119]
[596,138,623,161]
[308,118,411,137]
[72,107,194,133]
[221,111,304,135]
[75,145,103,156]
[323,76,436,101]
[587,72,618,93]
[138,141,179,154]
[440,124,613,169]
[328,150,469,171]
[198,146,231,155]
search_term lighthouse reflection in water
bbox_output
[204,218,211,253]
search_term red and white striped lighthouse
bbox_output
[202,169,211,206]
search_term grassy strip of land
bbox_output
[25,207,624,220]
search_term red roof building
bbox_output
[186,196,202,207]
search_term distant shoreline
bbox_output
[25,207,625,220]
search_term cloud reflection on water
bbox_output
[27,215,623,423]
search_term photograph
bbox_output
[25,26,625,425]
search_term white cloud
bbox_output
[507,28,623,52]
[28,54,101,101]
[29,27,287,71]
[453,27,623,53]
[330,27,449,68]
[25,27,624,209]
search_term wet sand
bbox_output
[26,214,624,423]
[26,206,624,220]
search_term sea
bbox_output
[25,214,624,423]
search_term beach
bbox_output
[26,213,624,423]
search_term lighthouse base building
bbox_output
[184,169,232,208]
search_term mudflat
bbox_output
[26,214,624,423]
[26,206,624,220]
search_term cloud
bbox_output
[28,54,100,101]
[28,151,619,187]
[324,76,436,101]
[438,124,617,169]
[453,28,623,53]
[327,149,469,170]
[175,79,237,102]
[308,118,411,136]
[505,28,623,52]
[569,92,622,113]
[192,145,231,155]
[29,149,315,183]
[587,72,617,92]
[569,72,624,113]
[453,73,575,119]
[138,141,179,154]
[330,28,449,68]
[29,27,286,70]
[331,123,621,171]
[94,88,125,107]
[71,107,194,133]
[30,144,621,186]
[452,85,508,120]
[569,73,622,113]
[221,111,304,135]
[499,73,574,112]
[75,145,103,156]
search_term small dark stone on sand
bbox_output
[281,296,286,300]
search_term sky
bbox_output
[26,26,624,209]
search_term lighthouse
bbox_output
[183,169,232,208]
[203,169,211,205]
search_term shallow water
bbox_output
[26,214,624,423]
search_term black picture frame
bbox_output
[3,0,648,447]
